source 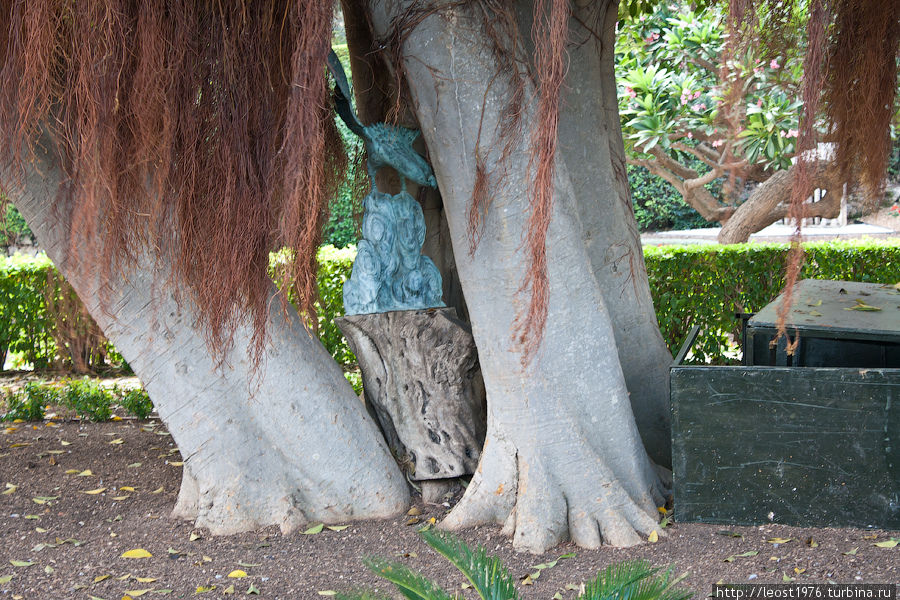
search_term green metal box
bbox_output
[671,280,900,529]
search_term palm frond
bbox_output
[420,528,519,600]
[580,559,692,600]
[361,556,453,600]
[336,591,394,600]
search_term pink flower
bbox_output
[754,68,762,76]
[770,59,780,69]
[692,102,707,111]
[786,129,799,138]
[693,90,701,100]
[625,86,637,99]
[711,139,723,148]
[687,132,693,139]
[757,98,763,107]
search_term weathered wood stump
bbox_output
[336,308,485,481]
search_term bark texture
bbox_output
[336,308,486,480]
[4,136,409,534]
[717,161,842,244]
[367,0,666,552]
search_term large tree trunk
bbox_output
[367,0,666,552]
[4,135,409,534]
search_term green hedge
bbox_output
[645,240,900,364]
[5,240,900,374]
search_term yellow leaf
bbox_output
[35,527,47,533]
[406,507,421,516]
[60,441,72,446]
[2,483,17,495]
[326,525,349,532]
[227,570,247,579]
[151,487,164,494]
[223,585,235,595]
[9,561,32,568]
[168,462,184,467]
[0,575,11,584]
[794,568,806,574]
[766,537,793,544]
[124,590,152,597]
[135,577,156,583]
[121,549,153,559]
[317,591,337,596]
[77,470,94,477]
[120,486,136,492]
[111,416,122,421]
[874,539,899,548]
[302,523,324,535]
[521,574,534,586]
[647,530,659,543]
[195,585,215,593]
[83,487,107,495]
[93,575,111,583]
[117,573,132,580]
[65,469,80,475]
[112,496,130,501]
[9,443,30,448]
[109,439,124,445]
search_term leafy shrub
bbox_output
[0,203,33,247]
[339,528,690,600]
[646,240,900,364]
[1,382,53,421]
[629,164,709,231]
[61,378,112,422]
[115,386,153,419]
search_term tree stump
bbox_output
[336,308,485,480]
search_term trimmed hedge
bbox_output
[645,240,900,364]
[5,240,899,373]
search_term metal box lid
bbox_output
[748,279,900,342]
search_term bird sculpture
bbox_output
[326,50,437,192]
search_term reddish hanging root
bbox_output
[515,0,569,362]
[826,0,900,197]
[0,0,345,364]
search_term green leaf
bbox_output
[362,557,452,600]
[419,529,518,600]
[302,523,325,535]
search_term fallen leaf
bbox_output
[404,517,421,526]
[842,547,858,556]
[9,443,30,448]
[806,537,818,548]
[9,561,32,568]
[237,562,261,568]
[24,515,39,520]
[44,565,54,574]
[807,299,822,306]
[77,470,94,477]
[125,590,152,597]
[553,594,563,600]
[647,530,659,543]
[863,534,878,540]
[0,574,11,584]
[717,530,743,538]
[108,439,124,445]
[766,537,793,544]
[65,469,80,475]
[60,441,72,446]
[135,577,157,583]
[195,585,215,593]
[189,532,201,542]
[121,549,153,559]
[873,538,899,548]
[326,525,349,532]
[783,574,795,583]
[809,310,823,317]
[168,462,183,467]
[317,592,337,597]
[794,568,806,574]
[247,584,260,595]
[155,590,173,595]
[521,574,535,586]
[223,586,235,595]
[151,487,164,494]
[93,575,111,583]
[35,527,47,533]
[558,552,576,559]
[227,570,247,579]
[1,483,16,495]
[32,496,57,504]
[112,496,130,501]
[120,486,136,492]
[83,487,107,495]
[407,507,421,516]
[117,573,132,580]
[724,551,758,562]
[127,463,142,468]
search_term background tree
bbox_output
[1,0,898,553]
[617,3,846,243]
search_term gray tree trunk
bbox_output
[3,135,409,534]
[367,0,666,552]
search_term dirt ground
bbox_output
[0,415,898,600]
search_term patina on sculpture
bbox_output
[329,50,444,315]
